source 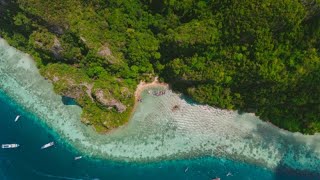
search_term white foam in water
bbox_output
[0,38,320,172]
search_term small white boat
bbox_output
[14,115,21,122]
[74,156,82,160]
[2,144,20,149]
[41,142,54,149]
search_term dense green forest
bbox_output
[0,0,319,133]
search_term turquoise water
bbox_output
[0,38,320,179]
[0,91,318,180]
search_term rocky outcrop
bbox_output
[94,89,126,113]
[51,37,63,59]
[81,83,94,102]
[49,25,65,35]
[34,40,44,47]
[80,36,87,43]
[97,43,118,64]
[52,76,59,82]
[97,43,112,57]
[61,86,84,99]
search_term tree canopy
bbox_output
[0,0,319,133]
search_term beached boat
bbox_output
[41,142,54,149]
[74,156,82,160]
[2,144,19,149]
[14,115,20,122]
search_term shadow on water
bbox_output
[177,92,214,107]
[61,96,79,106]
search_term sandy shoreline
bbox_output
[134,77,168,101]
[106,77,169,134]
[131,77,169,115]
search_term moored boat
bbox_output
[14,115,21,122]
[74,156,82,160]
[41,142,54,149]
[2,144,20,149]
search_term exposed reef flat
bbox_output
[0,39,320,173]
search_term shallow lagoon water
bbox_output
[0,38,320,179]
[1,86,319,180]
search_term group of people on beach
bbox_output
[148,90,166,96]
[137,89,166,103]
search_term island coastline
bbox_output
[1,36,320,174]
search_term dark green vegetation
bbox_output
[0,0,319,133]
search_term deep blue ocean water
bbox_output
[0,90,319,180]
